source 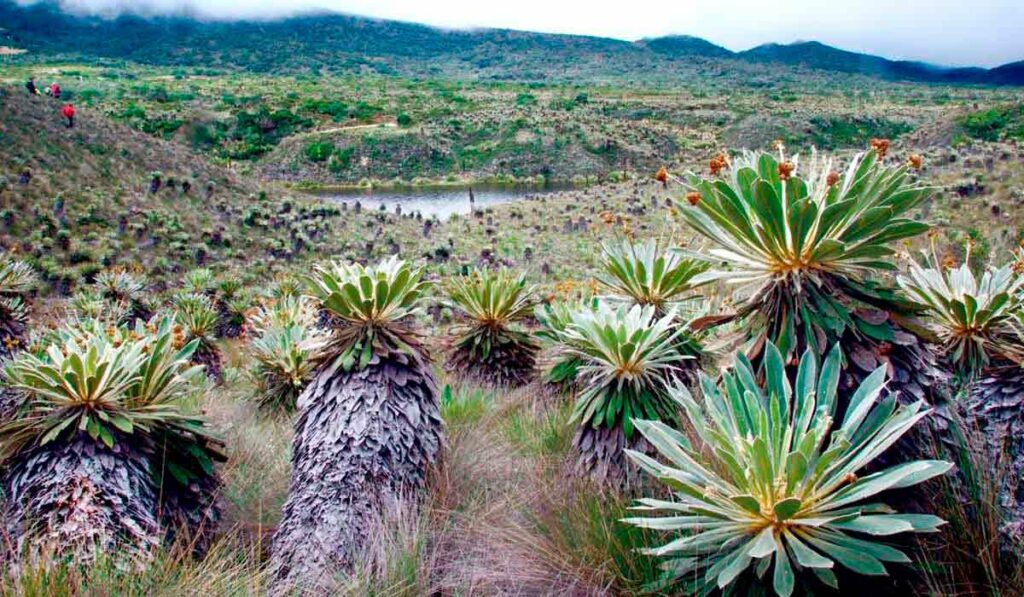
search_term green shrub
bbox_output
[961,104,1024,142]
[805,116,913,149]
[305,141,334,162]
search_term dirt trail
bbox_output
[292,121,397,139]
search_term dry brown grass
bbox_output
[914,418,1024,596]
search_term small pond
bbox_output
[313,183,575,220]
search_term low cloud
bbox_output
[15,0,1024,67]
[16,0,328,20]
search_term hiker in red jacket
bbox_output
[50,82,61,98]
[61,104,75,128]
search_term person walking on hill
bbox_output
[61,103,75,128]
[25,77,38,96]
[50,82,61,99]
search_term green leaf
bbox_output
[772,536,795,597]
[800,530,887,575]
[812,567,839,589]
[98,424,115,449]
[784,529,833,569]
[109,414,134,434]
[748,526,777,559]
[773,498,802,521]
[730,495,761,515]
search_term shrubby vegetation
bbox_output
[960,103,1024,142]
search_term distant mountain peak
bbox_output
[737,39,1012,84]
[0,0,1021,85]
[638,35,733,58]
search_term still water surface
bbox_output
[316,184,573,220]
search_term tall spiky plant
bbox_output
[444,268,539,387]
[213,279,249,338]
[95,269,152,323]
[901,248,1024,547]
[626,343,950,596]
[174,293,223,382]
[558,303,685,484]
[898,245,1024,378]
[535,297,598,389]
[270,257,442,592]
[598,239,711,387]
[597,239,708,313]
[0,257,36,421]
[671,148,947,410]
[67,290,129,324]
[0,257,35,361]
[0,316,224,568]
[248,295,330,413]
[181,268,213,295]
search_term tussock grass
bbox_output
[207,384,292,536]
[915,418,1024,596]
[501,398,574,458]
[1,536,267,596]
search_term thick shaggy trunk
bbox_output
[155,463,221,556]
[573,423,654,488]
[215,302,245,339]
[962,366,1024,548]
[840,312,951,410]
[192,342,223,383]
[446,337,538,388]
[270,350,443,593]
[1,433,160,569]
[0,321,26,421]
[0,388,19,424]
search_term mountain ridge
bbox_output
[1,0,1021,85]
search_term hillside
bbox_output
[2,0,1022,85]
[639,35,734,58]
[0,86,363,291]
[738,41,994,84]
[1,81,675,295]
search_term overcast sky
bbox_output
[22,0,1024,67]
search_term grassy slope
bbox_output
[0,86,262,284]
[0,82,694,298]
